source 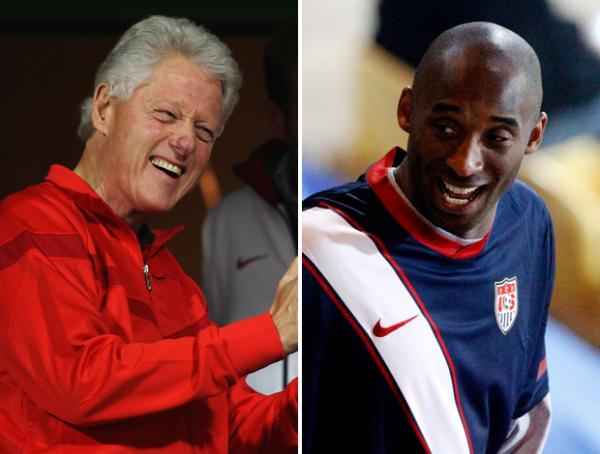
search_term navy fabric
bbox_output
[302,150,554,453]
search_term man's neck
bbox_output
[74,141,145,234]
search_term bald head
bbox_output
[413,22,543,116]
[395,22,548,239]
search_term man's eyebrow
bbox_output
[432,102,461,113]
[490,116,519,128]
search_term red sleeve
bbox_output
[227,378,298,453]
[0,197,285,426]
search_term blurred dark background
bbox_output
[0,1,297,284]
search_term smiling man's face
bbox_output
[91,56,222,225]
[395,47,546,239]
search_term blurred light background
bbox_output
[303,0,600,451]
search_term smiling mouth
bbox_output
[150,157,185,179]
[437,178,485,206]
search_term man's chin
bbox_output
[138,198,178,216]
[431,207,494,239]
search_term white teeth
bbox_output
[443,180,477,195]
[151,158,182,176]
[443,193,469,205]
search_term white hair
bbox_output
[77,15,241,141]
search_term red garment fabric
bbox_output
[0,165,298,453]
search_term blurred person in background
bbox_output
[202,24,298,395]
[304,22,552,453]
[0,15,297,453]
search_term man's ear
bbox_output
[397,87,413,133]
[91,83,114,136]
[525,112,548,155]
[265,99,286,140]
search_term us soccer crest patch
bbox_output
[494,277,518,334]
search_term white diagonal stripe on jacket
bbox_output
[303,206,471,454]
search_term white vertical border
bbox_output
[297,1,304,451]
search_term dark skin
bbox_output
[394,23,547,239]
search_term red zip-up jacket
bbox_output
[0,165,298,453]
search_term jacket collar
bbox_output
[45,165,183,250]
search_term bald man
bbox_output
[303,22,552,453]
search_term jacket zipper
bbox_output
[143,263,152,291]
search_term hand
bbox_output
[269,258,298,354]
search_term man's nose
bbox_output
[446,137,484,177]
[168,123,195,158]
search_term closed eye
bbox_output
[155,109,177,121]
[195,125,215,143]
